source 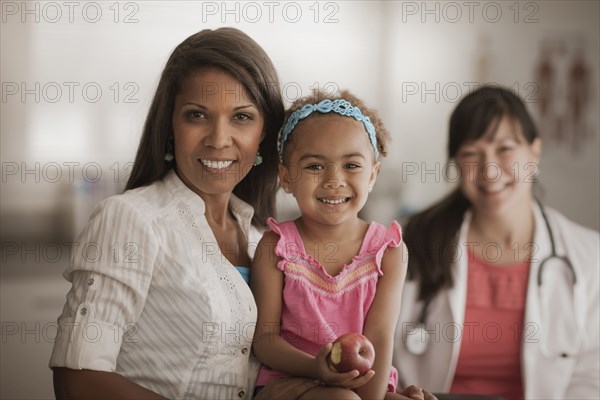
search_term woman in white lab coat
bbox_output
[393,86,599,400]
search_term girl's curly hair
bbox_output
[279,89,391,164]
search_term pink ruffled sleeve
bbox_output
[266,217,301,271]
[374,220,403,273]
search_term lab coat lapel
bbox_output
[522,201,552,398]
[443,211,471,390]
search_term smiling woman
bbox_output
[48,28,285,399]
[393,86,599,400]
[172,68,265,202]
[454,115,541,234]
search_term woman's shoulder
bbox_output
[91,177,178,224]
[545,206,599,246]
[544,207,599,283]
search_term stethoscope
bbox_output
[405,199,580,358]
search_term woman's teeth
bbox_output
[319,198,349,205]
[480,184,505,193]
[201,160,234,169]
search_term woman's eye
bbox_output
[188,111,205,120]
[499,146,514,153]
[458,151,477,159]
[345,163,361,169]
[234,113,253,121]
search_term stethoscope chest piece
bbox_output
[403,201,582,358]
[406,325,429,355]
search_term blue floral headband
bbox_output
[278,98,379,162]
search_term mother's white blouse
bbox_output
[50,171,263,399]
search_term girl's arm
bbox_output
[356,243,408,400]
[251,232,315,376]
[53,368,166,399]
[251,233,373,388]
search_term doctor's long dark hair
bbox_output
[404,86,539,302]
[125,28,284,228]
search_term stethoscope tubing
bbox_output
[407,199,578,356]
[536,198,577,286]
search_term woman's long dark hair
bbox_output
[125,28,284,228]
[404,85,539,302]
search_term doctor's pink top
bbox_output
[256,217,401,392]
[450,250,530,400]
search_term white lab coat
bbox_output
[393,203,600,399]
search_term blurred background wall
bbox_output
[1,1,598,398]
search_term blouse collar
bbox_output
[163,169,255,228]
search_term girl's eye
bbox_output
[499,146,514,153]
[345,163,361,169]
[306,164,324,171]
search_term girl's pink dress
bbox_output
[256,217,401,392]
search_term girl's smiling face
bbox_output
[280,115,380,227]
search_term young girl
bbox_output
[251,91,421,400]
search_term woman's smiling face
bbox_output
[455,116,541,216]
[172,67,264,197]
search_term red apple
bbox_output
[327,333,375,376]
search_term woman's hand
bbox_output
[393,385,438,400]
[314,343,375,389]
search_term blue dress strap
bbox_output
[234,266,251,285]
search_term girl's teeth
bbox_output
[320,198,347,205]
[201,160,233,169]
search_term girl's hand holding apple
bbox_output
[314,342,375,389]
[327,333,376,376]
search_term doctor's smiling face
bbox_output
[455,116,541,216]
[172,67,265,199]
